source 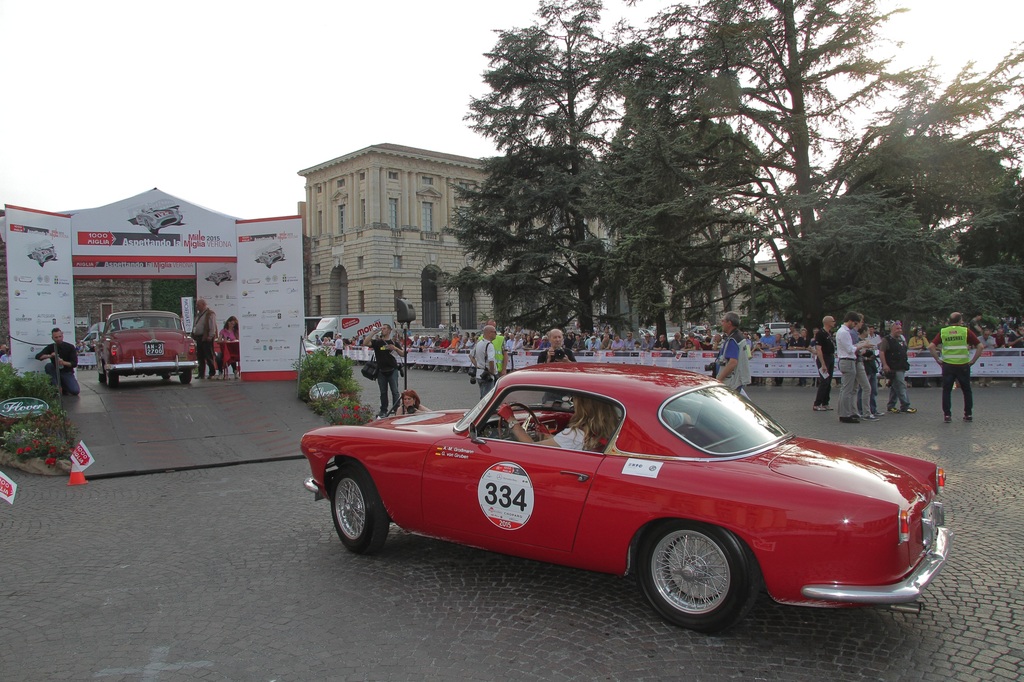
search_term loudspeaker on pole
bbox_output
[395,298,416,324]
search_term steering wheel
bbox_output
[505,402,552,439]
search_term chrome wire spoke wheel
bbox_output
[652,529,730,614]
[334,477,366,540]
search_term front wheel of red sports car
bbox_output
[637,521,761,634]
[330,464,390,555]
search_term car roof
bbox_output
[108,310,181,319]
[506,363,713,404]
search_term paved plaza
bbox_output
[1,368,1022,680]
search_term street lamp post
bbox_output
[445,298,453,340]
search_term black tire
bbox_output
[107,369,120,388]
[637,520,761,633]
[179,370,192,385]
[330,464,390,554]
[98,362,107,385]
[160,373,171,381]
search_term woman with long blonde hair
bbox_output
[499,395,620,452]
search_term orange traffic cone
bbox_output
[67,470,87,486]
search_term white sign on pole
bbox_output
[0,470,17,504]
[70,441,95,472]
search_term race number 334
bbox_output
[477,462,535,530]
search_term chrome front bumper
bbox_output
[801,527,952,604]
[303,477,323,501]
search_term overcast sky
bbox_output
[1,0,1019,219]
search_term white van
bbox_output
[305,315,394,353]
[762,322,791,337]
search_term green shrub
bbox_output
[0,363,61,409]
[0,364,78,460]
[293,352,362,402]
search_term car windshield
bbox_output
[454,382,499,431]
[660,385,789,456]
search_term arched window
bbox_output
[330,265,349,314]
[420,266,442,328]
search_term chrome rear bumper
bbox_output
[109,359,199,372]
[801,527,952,604]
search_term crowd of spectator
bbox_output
[313,315,1024,383]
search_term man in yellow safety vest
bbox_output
[927,311,984,423]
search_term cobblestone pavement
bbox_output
[2,369,1021,681]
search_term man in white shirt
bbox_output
[837,311,871,423]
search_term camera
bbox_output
[468,366,477,384]
[552,348,566,361]
[704,362,717,373]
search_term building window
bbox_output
[337,178,345,188]
[388,197,398,228]
[359,172,365,180]
[314,263,321,276]
[317,210,323,232]
[316,184,322,193]
[387,171,399,180]
[315,295,322,315]
[358,291,365,312]
[422,202,434,232]
[361,199,366,225]
[393,255,403,269]
[357,256,364,269]
[421,176,433,186]
[337,204,345,232]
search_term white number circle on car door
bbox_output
[477,462,535,530]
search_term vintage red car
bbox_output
[301,364,950,633]
[97,310,198,387]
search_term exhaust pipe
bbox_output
[888,602,923,614]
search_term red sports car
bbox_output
[301,364,950,633]
[97,310,198,387]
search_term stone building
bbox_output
[298,143,491,333]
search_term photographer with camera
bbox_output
[713,311,751,398]
[470,325,498,398]
[367,324,406,418]
[536,328,576,364]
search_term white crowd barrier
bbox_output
[333,347,1024,378]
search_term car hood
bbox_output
[764,437,930,505]
[375,410,464,428]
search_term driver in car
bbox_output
[497,395,618,452]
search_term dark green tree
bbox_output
[152,279,196,313]
[449,0,615,332]
[606,0,1024,327]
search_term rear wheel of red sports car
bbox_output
[179,370,192,385]
[330,464,389,555]
[638,521,761,633]
[106,368,120,388]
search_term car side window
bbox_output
[485,389,622,452]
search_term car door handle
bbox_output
[560,470,590,483]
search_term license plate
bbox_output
[144,341,165,356]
